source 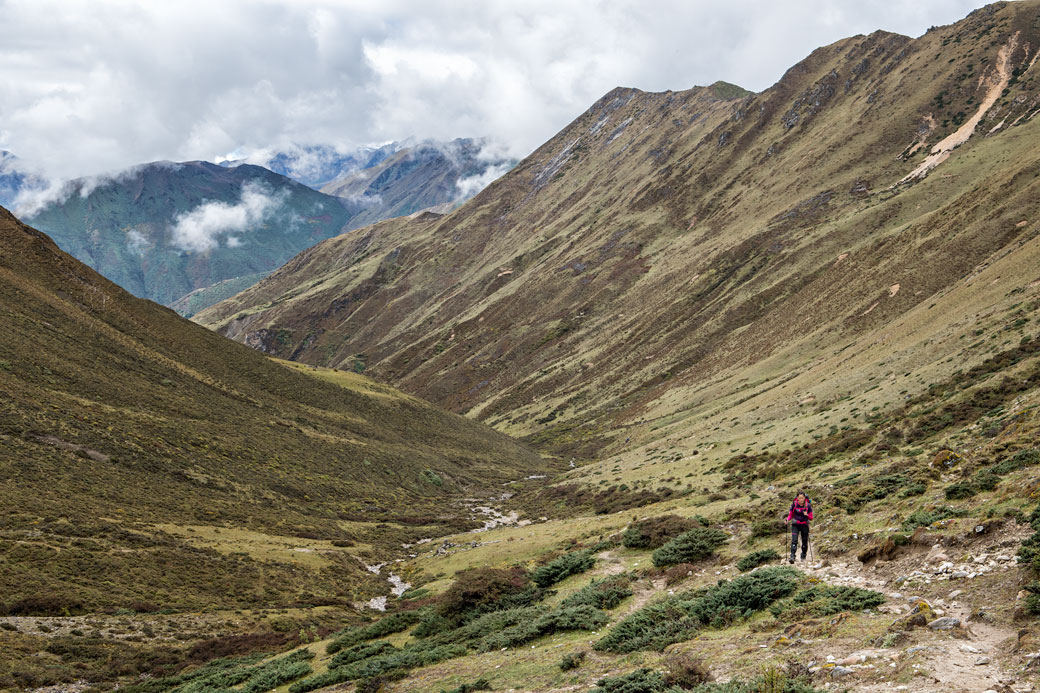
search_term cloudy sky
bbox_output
[0,0,989,181]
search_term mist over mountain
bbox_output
[19,138,513,316]
[217,142,402,189]
[0,150,46,208]
[20,161,359,312]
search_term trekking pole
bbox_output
[807,530,814,564]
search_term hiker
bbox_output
[785,490,813,563]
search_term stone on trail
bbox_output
[928,616,961,630]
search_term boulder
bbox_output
[927,617,961,630]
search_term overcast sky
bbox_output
[0,0,990,180]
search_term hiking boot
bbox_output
[788,557,795,564]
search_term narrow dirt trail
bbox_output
[807,555,1025,692]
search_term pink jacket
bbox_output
[786,499,813,524]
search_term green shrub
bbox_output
[477,605,607,651]
[441,678,492,693]
[532,549,596,588]
[903,505,968,530]
[771,584,885,619]
[434,607,545,646]
[595,566,799,653]
[622,515,702,549]
[993,448,1040,474]
[1023,583,1040,615]
[330,641,397,669]
[1019,504,1040,572]
[944,482,976,500]
[559,651,586,671]
[736,549,779,572]
[290,643,466,693]
[241,660,312,693]
[899,482,926,498]
[688,675,823,692]
[750,518,785,538]
[560,576,633,610]
[652,528,728,567]
[592,669,666,693]
[972,470,1000,492]
[325,610,424,654]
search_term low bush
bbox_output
[652,528,728,567]
[750,518,785,539]
[325,610,425,654]
[559,651,586,671]
[329,641,397,669]
[592,668,666,693]
[993,448,1040,475]
[903,505,968,530]
[662,651,712,688]
[771,584,885,619]
[532,549,596,588]
[289,643,466,693]
[595,566,799,653]
[477,605,607,652]
[442,678,492,693]
[972,470,1000,492]
[736,549,779,572]
[944,482,976,500]
[898,482,926,498]
[688,675,823,692]
[560,576,633,610]
[437,567,531,619]
[623,515,702,549]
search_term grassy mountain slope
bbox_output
[198,2,1040,465]
[0,205,545,615]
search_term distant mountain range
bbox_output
[217,142,402,189]
[21,161,359,312]
[19,138,514,315]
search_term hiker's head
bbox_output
[795,491,807,503]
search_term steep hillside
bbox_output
[0,206,545,617]
[320,138,514,227]
[20,161,360,312]
[199,1,1040,463]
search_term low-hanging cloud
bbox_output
[0,1,990,183]
[170,182,287,253]
[455,163,512,202]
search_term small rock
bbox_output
[951,571,970,579]
[830,666,854,678]
[928,617,961,630]
[960,644,982,653]
[975,656,991,665]
[949,589,964,599]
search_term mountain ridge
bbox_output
[197,0,1040,462]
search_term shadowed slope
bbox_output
[0,207,544,610]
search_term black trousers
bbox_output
[790,523,809,559]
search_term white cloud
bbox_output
[455,163,512,201]
[0,1,991,183]
[170,182,288,253]
[126,228,150,256]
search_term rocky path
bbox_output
[803,549,1033,692]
